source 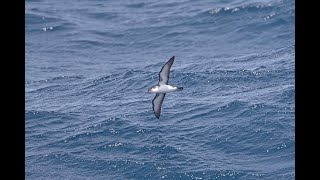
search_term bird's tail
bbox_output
[177,87,183,91]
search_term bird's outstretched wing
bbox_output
[152,93,166,119]
[158,56,175,85]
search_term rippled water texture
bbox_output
[26,0,295,179]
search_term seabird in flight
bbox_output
[148,56,183,119]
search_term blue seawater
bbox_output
[26,0,295,179]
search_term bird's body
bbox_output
[148,56,183,119]
[148,84,182,93]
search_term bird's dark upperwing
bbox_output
[152,93,166,119]
[158,56,175,85]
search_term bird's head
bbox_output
[148,85,159,92]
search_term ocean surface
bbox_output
[25,0,295,179]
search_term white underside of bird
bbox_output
[148,84,180,93]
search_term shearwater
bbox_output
[148,56,183,119]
